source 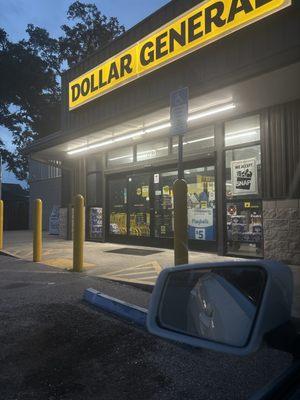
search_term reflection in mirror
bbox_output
[158,267,267,348]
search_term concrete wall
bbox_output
[29,178,62,231]
[263,200,300,265]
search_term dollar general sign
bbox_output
[69,0,291,110]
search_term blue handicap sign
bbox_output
[170,87,189,136]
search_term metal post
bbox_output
[0,200,3,250]
[174,179,188,266]
[178,135,184,180]
[73,194,84,272]
[33,199,42,262]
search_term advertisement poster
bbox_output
[188,208,215,241]
[231,158,258,196]
[89,208,103,240]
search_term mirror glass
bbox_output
[158,267,267,348]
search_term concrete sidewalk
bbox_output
[2,230,234,285]
[2,230,299,318]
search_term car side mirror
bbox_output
[147,261,293,356]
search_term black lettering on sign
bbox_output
[140,41,155,66]
[169,22,186,53]
[91,74,98,93]
[107,62,120,85]
[81,77,90,97]
[228,0,253,23]
[156,31,168,60]
[205,2,226,34]
[71,84,80,102]
[98,69,107,89]
[120,54,133,77]
[188,11,203,42]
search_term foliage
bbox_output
[0,1,125,181]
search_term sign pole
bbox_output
[178,135,184,180]
[170,87,189,266]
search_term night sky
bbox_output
[0,0,170,184]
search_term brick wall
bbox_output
[263,200,300,265]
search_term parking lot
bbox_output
[0,255,294,400]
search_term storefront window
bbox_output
[109,178,127,235]
[107,146,133,167]
[225,145,261,198]
[172,125,215,155]
[186,166,216,241]
[225,144,263,257]
[225,115,260,147]
[137,139,169,162]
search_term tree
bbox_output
[0,28,60,180]
[0,1,125,181]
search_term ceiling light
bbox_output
[145,122,171,133]
[67,102,236,156]
[188,103,236,122]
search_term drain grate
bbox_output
[105,247,163,256]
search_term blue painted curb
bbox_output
[83,288,148,327]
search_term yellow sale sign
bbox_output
[69,0,291,110]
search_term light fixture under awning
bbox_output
[67,102,236,156]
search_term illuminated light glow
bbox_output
[67,102,235,155]
[226,126,260,136]
[185,135,214,145]
[225,131,259,141]
[108,154,133,162]
[188,103,236,122]
[113,130,145,142]
[144,122,171,133]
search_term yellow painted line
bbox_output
[106,269,157,278]
[100,275,156,285]
[103,261,162,277]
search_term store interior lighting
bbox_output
[67,102,236,156]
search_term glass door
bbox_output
[109,178,128,236]
[185,166,216,242]
[128,174,151,237]
[153,171,177,238]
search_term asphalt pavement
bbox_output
[0,255,294,400]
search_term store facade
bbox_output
[27,0,300,264]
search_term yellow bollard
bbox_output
[73,195,84,272]
[33,199,42,262]
[174,179,189,266]
[0,200,3,250]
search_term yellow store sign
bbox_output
[69,0,291,110]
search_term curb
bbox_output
[100,276,154,293]
[83,288,148,327]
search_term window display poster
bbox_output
[231,158,258,196]
[188,208,215,241]
[89,207,103,240]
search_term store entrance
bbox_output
[107,162,217,251]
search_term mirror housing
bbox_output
[147,261,293,356]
